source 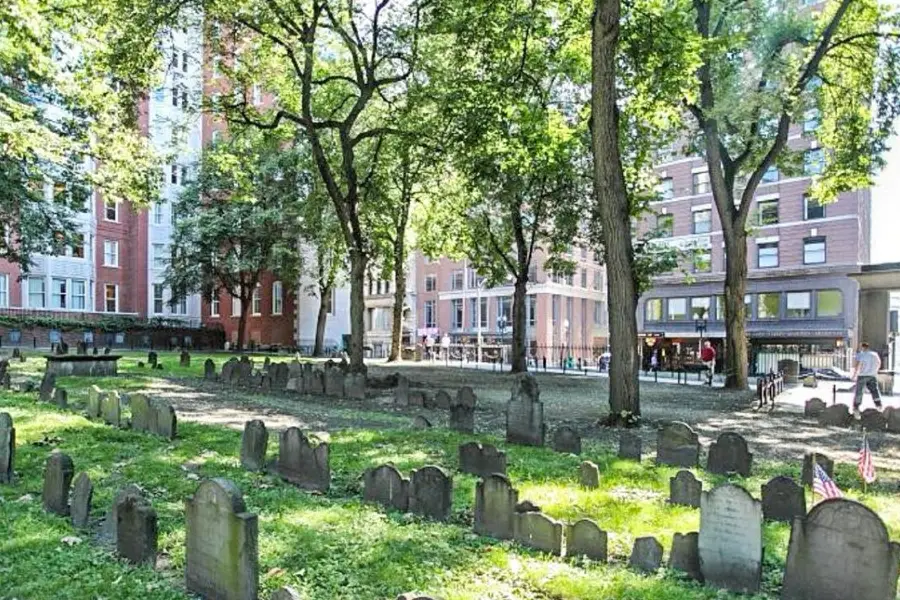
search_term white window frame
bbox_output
[105,199,118,222]
[272,281,283,315]
[786,291,812,318]
[104,284,118,313]
[425,274,437,292]
[0,274,8,307]
[232,296,242,317]
[28,277,46,308]
[210,296,220,317]
[252,284,261,315]
[152,243,167,269]
[71,279,86,310]
[51,277,67,309]
[153,201,164,225]
[103,240,119,267]
[153,284,165,314]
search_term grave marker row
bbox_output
[363,464,453,521]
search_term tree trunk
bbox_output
[723,231,749,388]
[592,0,640,419]
[387,260,406,362]
[236,294,250,351]
[511,276,528,373]
[348,248,368,373]
[313,285,330,357]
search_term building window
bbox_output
[153,284,164,313]
[252,284,261,315]
[497,296,512,326]
[645,298,663,321]
[152,243,167,269]
[786,292,812,318]
[816,290,842,317]
[657,213,674,237]
[153,202,164,225]
[104,284,118,312]
[424,299,436,328]
[593,271,602,291]
[804,195,825,220]
[580,269,587,288]
[231,296,242,317]
[105,199,118,221]
[28,277,45,308]
[692,171,710,194]
[527,295,536,327]
[103,240,119,267]
[211,296,220,317]
[804,148,825,175]
[714,294,751,320]
[658,177,674,200]
[172,86,179,107]
[451,270,464,291]
[50,278,67,309]
[692,249,711,273]
[691,297,711,319]
[667,298,687,320]
[425,274,437,292]
[757,242,779,268]
[451,299,463,329]
[70,234,85,258]
[803,237,826,264]
[551,295,560,325]
[175,296,187,315]
[71,280,85,310]
[761,165,779,183]
[757,292,780,319]
[803,109,820,134]
[272,281,283,315]
[692,209,712,234]
[170,164,178,184]
[594,301,604,325]
[0,274,7,307]
[758,199,779,225]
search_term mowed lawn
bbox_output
[1,352,899,599]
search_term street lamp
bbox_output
[497,314,508,368]
[694,308,708,354]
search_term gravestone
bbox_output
[0,359,8,389]
[885,407,900,433]
[240,420,269,472]
[42,451,74,516]
[408,390,427,408]
[395,375,410,406]
[396,595,436,600]
[116,487,157,565]
[52,387,67,408]
[39,372,56,402]
[412,415,431,429]
[308,370,325,395]
[221,358,237,383]
[668,532,702,582]
[148,351,158,368]
[325,368,345,397]
[153,398,177,439]
[761,476,806,523]
[87,385,103,418]
[514,511,563,555]
[237,357,252,385]
[618,432,642,461]
[804,398,827,417]
[272,587,302,600]
[345,373,366,400]
[433,390,452,410]
[655,422,700,467]
[698,483,763,593]
[474,473,518,540]
[782,499,900,600]
[271,363,290,391]
[76,341,88,355]
[706,432,753,477]
[408,465,452,521]
[11,348,20,360]
[565,519,607,561]
[363,464,409,512]
[276,428,330,492]
[204,359,216,380]
[801,453,835,487]
[0,413,14,483]
[71,472,93,529]
[263,357,271,372]
[180,351,191,367]
[506,373,545,446]
[860,408,887,431]
[450,387,476,434]
[629,536,663,572]
[185,479,258,600]
[131,393,154,433]
[100,391,121,427]
[818,404,851,427]
[669,470,702,508]
[102,484,142,541]
[458,442,507,478]
[578,460,600,489]
[551,426,582,454]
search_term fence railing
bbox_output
[755,371,785,408]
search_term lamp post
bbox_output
[694,308,708,355]
[497,314,508,367]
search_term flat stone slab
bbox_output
[44,355,120,377]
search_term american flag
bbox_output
[813,463,842,499]
[858,434,877,484]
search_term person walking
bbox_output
[851,342,883,419]
[700,341,716,386]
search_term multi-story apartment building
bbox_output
[361,257,418,357]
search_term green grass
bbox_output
[1,356,899,599]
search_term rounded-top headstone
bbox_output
[761,475,806,523]
[551,425,581,454]
[804,398,827,417]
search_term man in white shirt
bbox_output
[851,342,883,418]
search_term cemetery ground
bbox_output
[1,353,899,599]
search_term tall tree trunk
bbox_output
[592,0,640,419]
[724,231,749,388]
[510,275,528,373]
[313,284,331,357]
[348,248,368,373]
[387,257,406,362]
[236,294,250,351]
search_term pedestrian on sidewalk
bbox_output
[700,341,716,386]
[851,341,883,419]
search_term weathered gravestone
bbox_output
[885,407,900,433]
[698,484,763,593]
[474,473,518,540]
[551,426,581,454]
[0,359,9,389]
[148,351,158,368]
[396,595,436,600]
[801,453,834,487]
[308,369,325,395]
[345,373,366,400]
[818,404,851,427]
[116,487,157,566]
[514,511,563,555]
[130,393,154,433]
[450,387,476,434]
[237,357,252,385]
[618,432,642,461]
[506,373,545,446]
[221,358,237,383]
[263,357,271,372]
[71,472,93,529]
[656,422,700,468]
[42,451,74,516]
[276,428,330,492]
[101,484,142,541]
[408,465,452,521]
[204,359,216,380]
[459,442,507,478]
[324,367,345,397]
[412,415,432,429]
[153,399,177,439]
[669,470,702,508]
[100,391,121,427]
[782,499,900,600]
[706,432,753,477]
[579,461,600,489]
[0,413,14,483]
[430,390,450,410]
[52,387,67,408]
[629,536,663,572]
[272,587,302,600]
[185,479,258,600]
[408,390,428,408]
[395,374,410,406]
[271,363,290,391]
[761,476,806,523]
[39,372,56,402]
[363,464,409,512]
[180,351,191,367]
[76,341,88,355]
[804,398,827,417]
[240,420,269,472]
[565,519,607,561]
[669,532,702,582]
[860,408,887,431]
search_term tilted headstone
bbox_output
[474,473,518,540]
[860,409,887,431]
[272,587,302,600]
[395,374,410,406]
[449,387,476,433]
[71,472,93,529]
[618,432,642,461]
[782,499,900,600]
[148,351,158,368]
[818,404,851,427]
[130,393,154,433]
[551,426,581,454]
[761,476,806,523]
[698,483,763,593]
[668,532,702,582]
[804,398,826,417]
[408,465,452,521]
[706,432,753,477]
[204,359,216,380]
[579,461,599,489]
[433,390,452,410]
[801,453,834,487]
[363,464,409,512]
[345,373,366,400]
[42,451,74,516]
[0,413,15,483]
[39,372,56,402]
[100,391,121,427]
[655,422,700,468]
[885,407,900,433]
[240,420,269,472]
[514,511,563,555]
[629,536,663,572]
[276,428,330,492]
[308,370,325,395]
[458,442,507,478]
[565,519,607,561]
[102,484,142,541]
[506,373,544,446]
[116,487,157,565]
[180,351,191,367]
[669,470,701,508]
[153,398,177,439]
[412,415,431,429]
[324,368,345,397]
[52,387,67,408]
[185,479,258,600]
